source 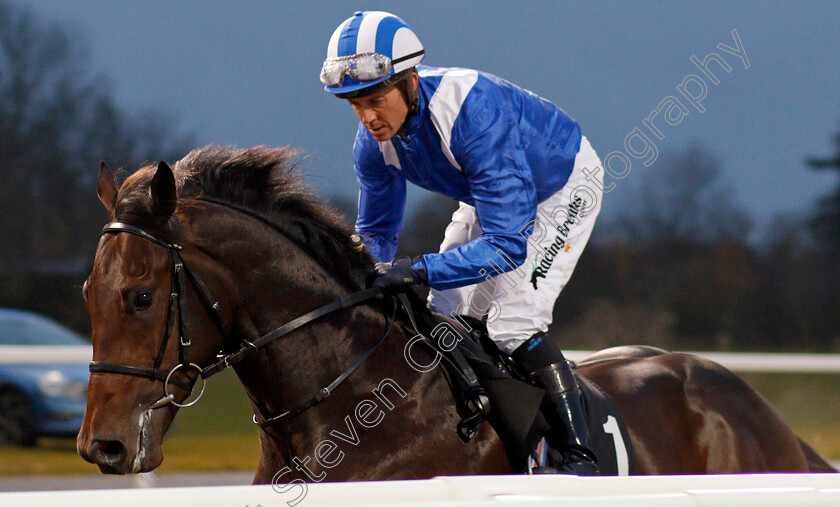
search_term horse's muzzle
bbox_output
[80,438,131,474]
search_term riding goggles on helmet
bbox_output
[319,50,424,87]
[320,53,391,87]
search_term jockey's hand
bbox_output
[369,256,427,293]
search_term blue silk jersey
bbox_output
[354,65,582,290]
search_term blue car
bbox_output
[0,308,90,447]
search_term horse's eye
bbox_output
[133,291,153,310]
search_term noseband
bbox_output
[89,205,389,420]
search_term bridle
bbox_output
[89,201,391,421]
[89,219,223,408]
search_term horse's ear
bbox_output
[97,161,118,217]
[150,161,177,219]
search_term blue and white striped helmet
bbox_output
[320,11,425,95]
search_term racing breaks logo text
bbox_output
[530,195,586,290]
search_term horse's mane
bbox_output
[116,145,373,290]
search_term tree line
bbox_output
[387,140,840,353]
[0,1,193,330]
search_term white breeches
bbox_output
[428,137,603,354]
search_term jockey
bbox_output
[320,11,603,476]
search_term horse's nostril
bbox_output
[92,439,127,465]
[98,440,121,455]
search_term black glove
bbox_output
[369,256,427,293]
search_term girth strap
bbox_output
[396,292,489,441]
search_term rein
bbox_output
[90,201,392,420]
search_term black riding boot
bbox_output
[512,333,599,476]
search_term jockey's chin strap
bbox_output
[395,70,420,139]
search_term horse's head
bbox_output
[78,146,378,475]
[77,160,225,474]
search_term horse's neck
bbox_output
[236,306,509,481]
[191,210,509,479]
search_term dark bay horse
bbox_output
[78,145,834,484]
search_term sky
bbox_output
[18,0,840,240]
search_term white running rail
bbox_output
[0,345,92,364]
[566,350,840,373]
[0,473,838,506]
[4,345,840,372]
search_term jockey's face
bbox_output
[347,74,417,141]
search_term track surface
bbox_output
[0,472,254,492]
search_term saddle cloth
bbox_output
[399,289,634,475]
[575,372,635,475]
[448,323,636,475]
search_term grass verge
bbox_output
[740,372,840,461]
[0,369,259,475]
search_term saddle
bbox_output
[397,288,635,475]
